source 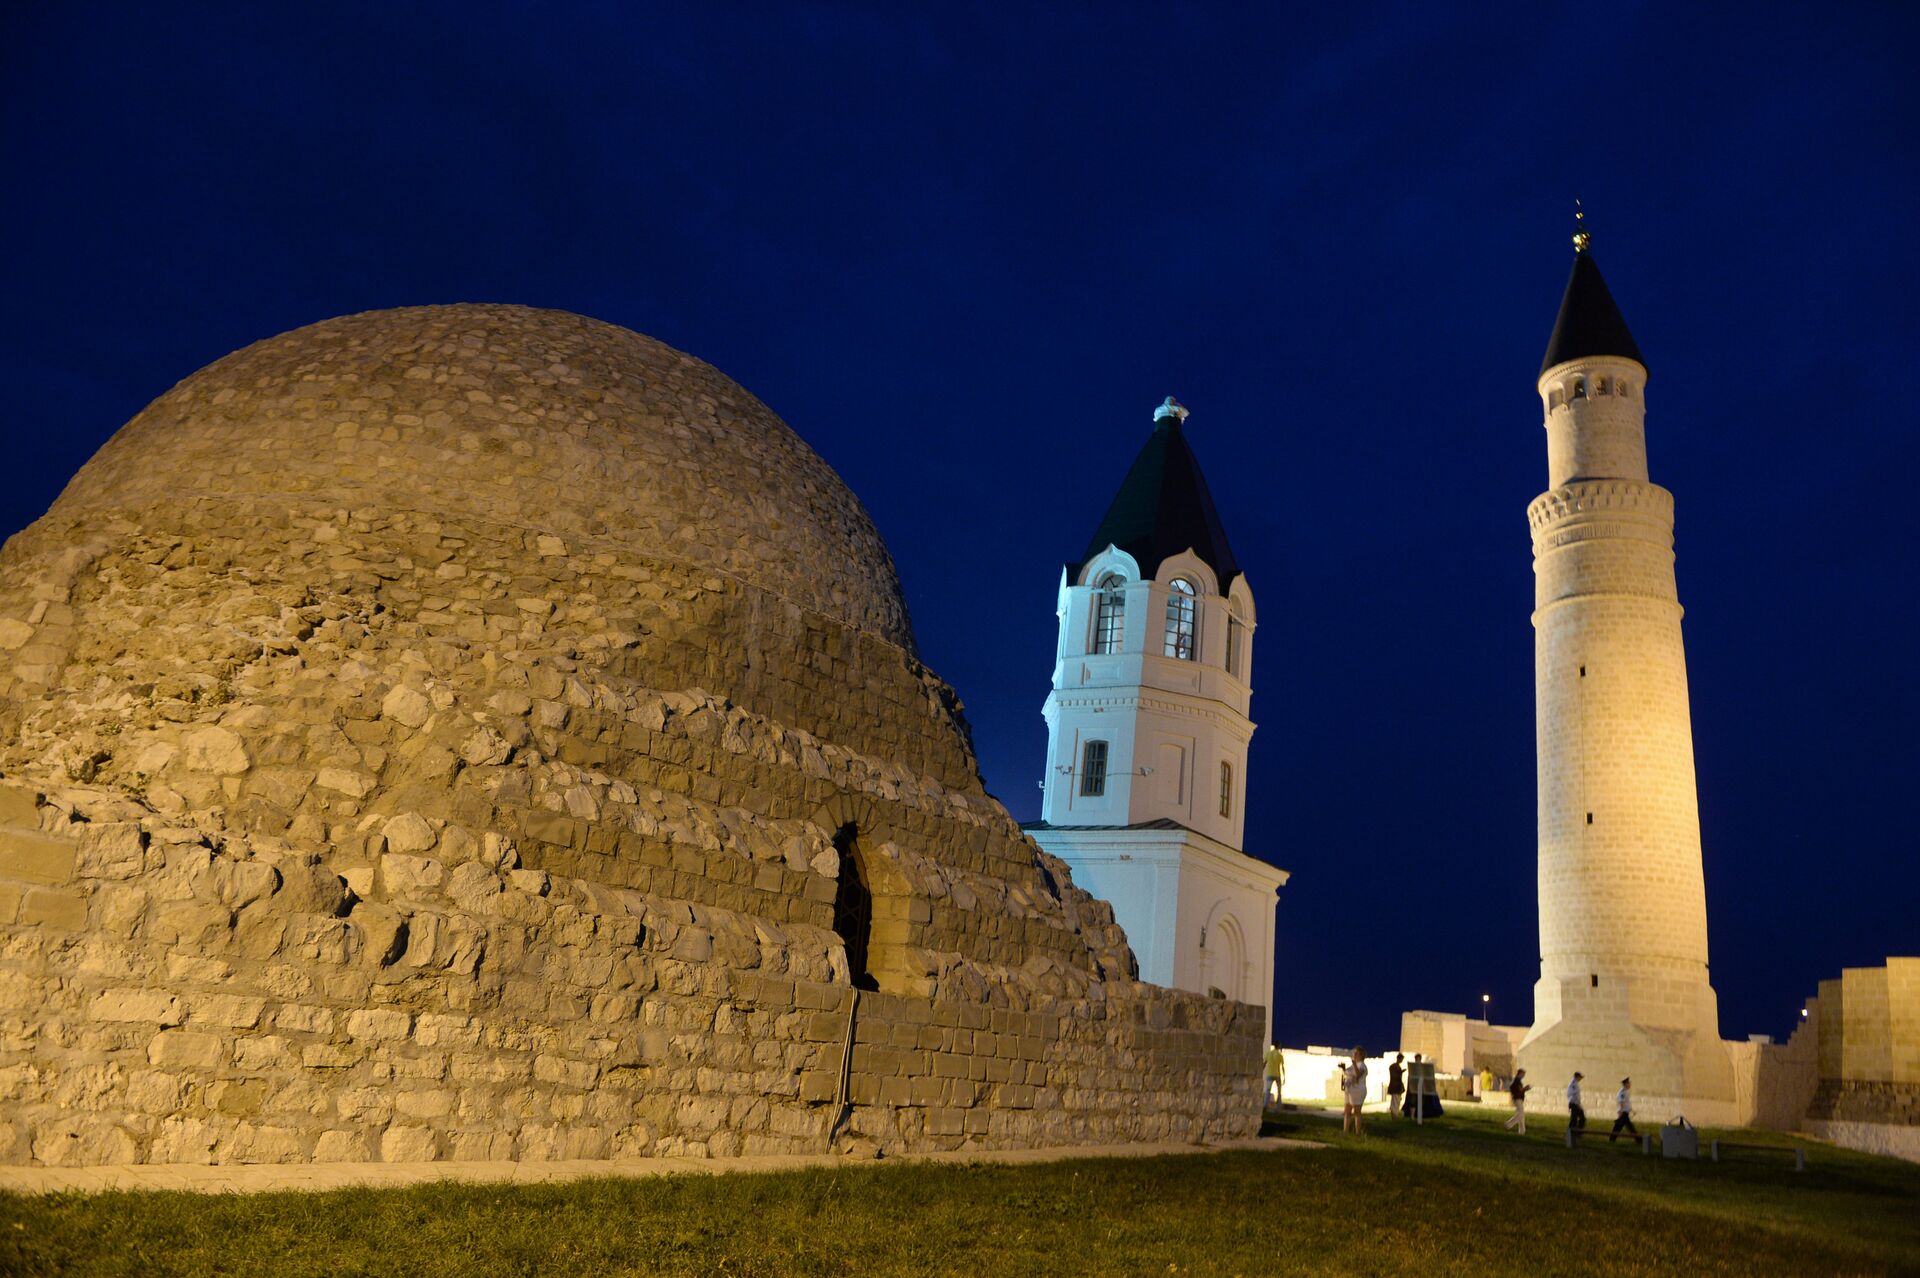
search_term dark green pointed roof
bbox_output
[1077,411,1240,586]
[1540,252,1644,375]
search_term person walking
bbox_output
[1609,1077,1638,1142]
[1503,1068,1531,1134]
[1386,1053,1406,1119]
[1341,1047,1369,1134]
[1566,1072,1587,1134]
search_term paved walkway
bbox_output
[0,1135,1324,1196]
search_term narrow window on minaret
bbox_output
[1092,575,1126,654]
[1586,812,1594,825]
[1080,740,1108,797]
[1579,665,1586,678]
[1219,761,1233,818]
[1226,615,1244,675]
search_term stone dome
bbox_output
[53,304,914,651]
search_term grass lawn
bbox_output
[3,1107,1916,1277]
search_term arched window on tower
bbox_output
[1219,760,1233,818]
[1092,574,1126,654]
[1572,378,1588,400]
[1226,610,1246,677]
[830,824,877,991]
[1164,579,1197,660]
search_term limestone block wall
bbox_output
[1806,960,1920,1135]
[1726,1021,1819,1133]
[1398,1011,1525,1078]
[0,780,1260,1166]
[0,304,1266,1166]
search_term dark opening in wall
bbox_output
[830,824,877,991]
[1586,812,1594,825]
[1579,665,1587,677]
[1591,974,1600,988]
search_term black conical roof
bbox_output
[1077,415,1240,585]
[1540,252,1644,375]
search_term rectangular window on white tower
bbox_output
[1219,761,1233,817]
[1226,616,1244,676]
[1079,740,1108,797]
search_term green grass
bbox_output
[3,1109,1916,1277]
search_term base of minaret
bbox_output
[1518,973,1738,1125]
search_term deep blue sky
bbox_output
[4,3,1915,1051]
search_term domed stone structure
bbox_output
[0,306,1260,1166]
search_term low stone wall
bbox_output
[1805,1080,1920,1129]
[0,783,1261,1167]
[1803,1121,1920,1165]
[1726,1030,1819,1132]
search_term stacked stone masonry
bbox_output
[0,306,1263,1166]
[1808,960,1920,1128]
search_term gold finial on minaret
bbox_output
[1572,199,1592,253]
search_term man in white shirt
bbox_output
[1566,1071,1586,1133]
[1609,1076,1638,1142]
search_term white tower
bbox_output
[1026,398,1288,1045]
[1517,230,1735,1119]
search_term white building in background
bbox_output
[1025,397,1289,1046]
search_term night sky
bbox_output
[4,3,1915,1052]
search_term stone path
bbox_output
[0,1135,1325,1196]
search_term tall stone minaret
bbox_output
[1516,223,1734,1119]
[1024,397,1286,1044]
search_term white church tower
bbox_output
[1025,397,1288,1045]
[1517,225,1735,1119]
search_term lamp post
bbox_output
[1481,993,1491,1023]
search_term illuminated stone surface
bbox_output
[1519,291,1736,1120]
[0,305,1261,1165]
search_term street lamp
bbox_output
[1481,993,1491,1023]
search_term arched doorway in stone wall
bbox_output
[812,798,920,995]
[831,823,879,992]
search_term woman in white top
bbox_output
[1341,1047,1369,1134]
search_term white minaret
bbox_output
[1517,223,1735,1120]
[1026,397,1287,1045]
